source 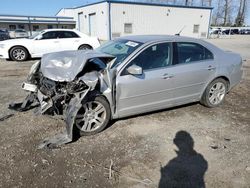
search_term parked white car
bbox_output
[0,29,100,61]
[9,29,29,39]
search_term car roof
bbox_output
[43,29,76,32]
[117,35,200,44]
[15,29,26,31]
[116,34,223,55]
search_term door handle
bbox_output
[54,41,60,43]
[162,73,174,79]
[208,65,216,71]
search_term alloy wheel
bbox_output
[75,101,107,132]
[208,82,226,105]
[12,49,26,61]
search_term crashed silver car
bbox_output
[10,35,243,148]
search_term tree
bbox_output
[147,0,247,26]
[223,0,229,25]
[212,0,223,25]
[200,0,212,6]
[212,0,234,26]
[208,0,212,6]
[235,0,247,26]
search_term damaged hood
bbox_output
[41,50,114,82]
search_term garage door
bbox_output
[78,12,84,32]
[89,13,97,36]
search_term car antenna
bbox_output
[175,26,186,36]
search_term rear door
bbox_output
[32,31,60,56]
[116,42,175,117]
[57,31,81,51]
[170,42,216,105]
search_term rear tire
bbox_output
[10,46,29,61]
[201,78,228,108]
[78,44,92,50]
[75,95,111,136]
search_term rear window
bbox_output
[15,30,26,33]
[60,31,79,38]
[175,42,213,64]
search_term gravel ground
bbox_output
[0,36,249,188]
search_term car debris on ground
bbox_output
[9,50,115,148]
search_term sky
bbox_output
[0,0,94,16]
[0,0,249,25]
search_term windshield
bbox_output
[96,39,142,67]
[29,30,45,39]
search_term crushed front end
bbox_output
[9,50,115,148]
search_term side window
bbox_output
[9,25,16,31]
[176,42,213,64]
[193,24,200,33]
[204,48,214,60]
[47,25,53,29]
[130,43,171,71]
[124,23,133,34]
[33,25,39,31]
[42,31,59,40]
[60,31,80,38]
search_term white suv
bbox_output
[0,29,100,61]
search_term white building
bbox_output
[56,0,213,40]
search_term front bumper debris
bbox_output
[9,85,92,149]
[9,92,38,112]
[9,50,115,149]
[22,82,37,92]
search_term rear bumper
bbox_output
[229,68,243,90]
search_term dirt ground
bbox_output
[0,35,249,188]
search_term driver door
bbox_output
[116,42,175,118]
[32,31,60,57]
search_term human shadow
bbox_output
[159,131,208,188]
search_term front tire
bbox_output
[201,78,228,108]
[78,44,92,50]
[75,95,111,136]
[10,46,29,61]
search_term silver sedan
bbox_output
[94,35,242,119]
[11,35,243,147]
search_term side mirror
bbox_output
[127,64,143,75]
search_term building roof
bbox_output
[58,0,213,13]
[0,14,75,24]
[111,0,213,9]
[0,14,74,19]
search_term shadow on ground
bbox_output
[159,131,208,188]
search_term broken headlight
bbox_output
[66,80,88,94]
[39,77,57,97]
[27,61,41,82]
[29,61,41,75]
